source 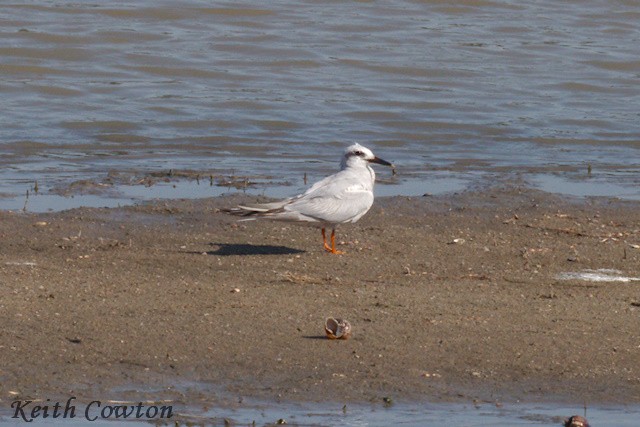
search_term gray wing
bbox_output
[286,172,374,224]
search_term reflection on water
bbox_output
[531,172,640,201]
[1,0,639,208]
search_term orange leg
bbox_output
[321,228,332,252]
[329,229,344,255]
[321,228,343,254]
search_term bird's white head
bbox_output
[340,143,393,170]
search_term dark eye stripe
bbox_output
[346,150,366,158]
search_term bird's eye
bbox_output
[353,150,363,156]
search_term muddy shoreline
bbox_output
[1,185,639,409]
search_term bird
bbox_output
[226,143,394,254]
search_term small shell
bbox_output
[564,415,590,427]
[325,317,352,340]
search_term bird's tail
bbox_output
[222,202,287,221]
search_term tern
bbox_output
[226,143,394,254]
[227,143,394,254]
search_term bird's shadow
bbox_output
[193,243,306,256]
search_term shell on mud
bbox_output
[325,317,352,340]
[564,415,590,427]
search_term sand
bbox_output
[1,185,639,409]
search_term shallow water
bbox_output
[2,400,640,426]
[1,0,639,211]
[186,401,640,427]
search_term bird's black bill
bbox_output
[369,156,393,167]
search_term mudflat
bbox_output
[1,185,639,407]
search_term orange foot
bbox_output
[321,228,344,255]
